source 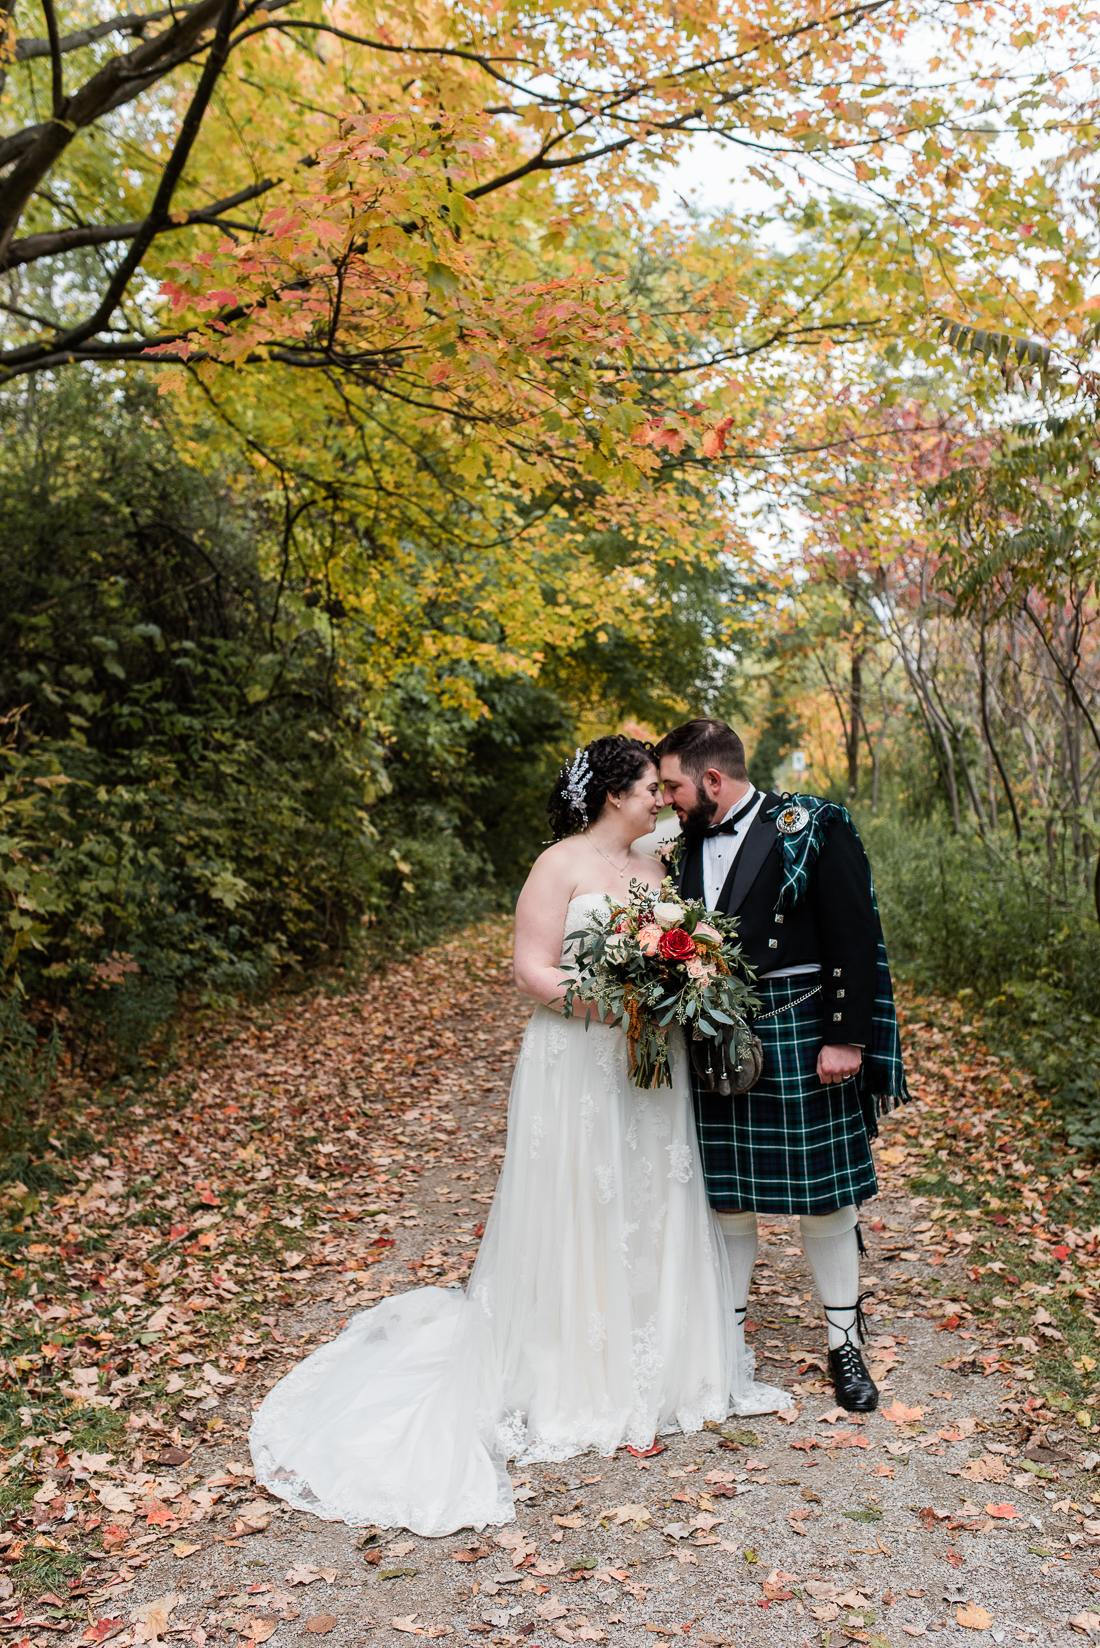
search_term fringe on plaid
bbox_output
[765,792,911,1133]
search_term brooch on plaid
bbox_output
[775,802,810,836]
[767,792,837,910]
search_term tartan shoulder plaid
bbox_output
[766,791,909,1122]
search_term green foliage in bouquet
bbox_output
[562,879,759,1088]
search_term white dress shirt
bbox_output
[702,791,765,908]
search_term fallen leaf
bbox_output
[610,1504,651,1524]
[537,1600,571,1621]
[881,1401,924,1424]
[232,1513,270,1536]
[171,1541,201,1559]
[244,1621,278,1643]
[984,1504,1018,1519]
[956,1604,993,1631]
[1069,1614,1100,1637]
[303,1619,337,1637]
[553,1514,584,1529]
[450,1548,490,1564]
[960,1455,1007,1483]
[131,1595,184,1645]
[83,1621,126,1643]
[285,1566,337,1586]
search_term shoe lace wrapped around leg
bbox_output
[823,1290,875,1348]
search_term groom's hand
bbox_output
[817,1043,863,1084]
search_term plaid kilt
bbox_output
[692,975,879,1216]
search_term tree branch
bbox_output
[14,6,175,61]
[44,0,243,359]
[0,0,226,264]
[39,0,66,113]
[6,176,281,268]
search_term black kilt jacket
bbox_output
[676,790,879,1045]
[675,792,900,1215]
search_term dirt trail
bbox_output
[8,923,1100,1648]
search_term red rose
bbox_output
[657,927,695,963]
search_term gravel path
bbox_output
[64,970,1100,1648]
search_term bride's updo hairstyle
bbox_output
[548,734,655,840]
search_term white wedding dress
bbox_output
[250,894,790,1537]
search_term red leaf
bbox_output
[83,1621,126,1643]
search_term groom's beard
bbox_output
[679,787,719,850]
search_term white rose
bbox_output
[653,901,684,929]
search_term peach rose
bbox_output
[693,922,721,946]
[638,924,662,956]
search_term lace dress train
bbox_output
[250,895,790,1537]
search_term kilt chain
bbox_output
[752,982,822,1023]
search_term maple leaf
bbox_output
[880,1400,924,1424]
[956,1604,993,1630]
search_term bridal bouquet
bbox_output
[562,879,758,1089]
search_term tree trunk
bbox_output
[847,645,863,799]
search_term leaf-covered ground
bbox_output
[3,922,1100,1648]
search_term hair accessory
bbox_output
[562,746,592,825]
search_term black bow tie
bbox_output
[703,792,759,839]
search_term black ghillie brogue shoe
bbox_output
[824,1292,878,1412]
[827,1341,879,1412]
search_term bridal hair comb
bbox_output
[562,746,592,824]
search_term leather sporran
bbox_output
[690,1026,763,1096]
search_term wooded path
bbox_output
[3,920,1100,1648]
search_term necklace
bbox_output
[585,830,632,878]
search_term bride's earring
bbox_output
[612,799,621,808]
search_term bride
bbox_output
[250,734,789,1538]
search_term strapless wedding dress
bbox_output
[250,895,789,1537]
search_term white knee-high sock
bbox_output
[800,1205,862,1350]
[716,1210,758,1361]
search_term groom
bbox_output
[655,717,909,1413]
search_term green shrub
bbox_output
[864,812,1100,1144]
